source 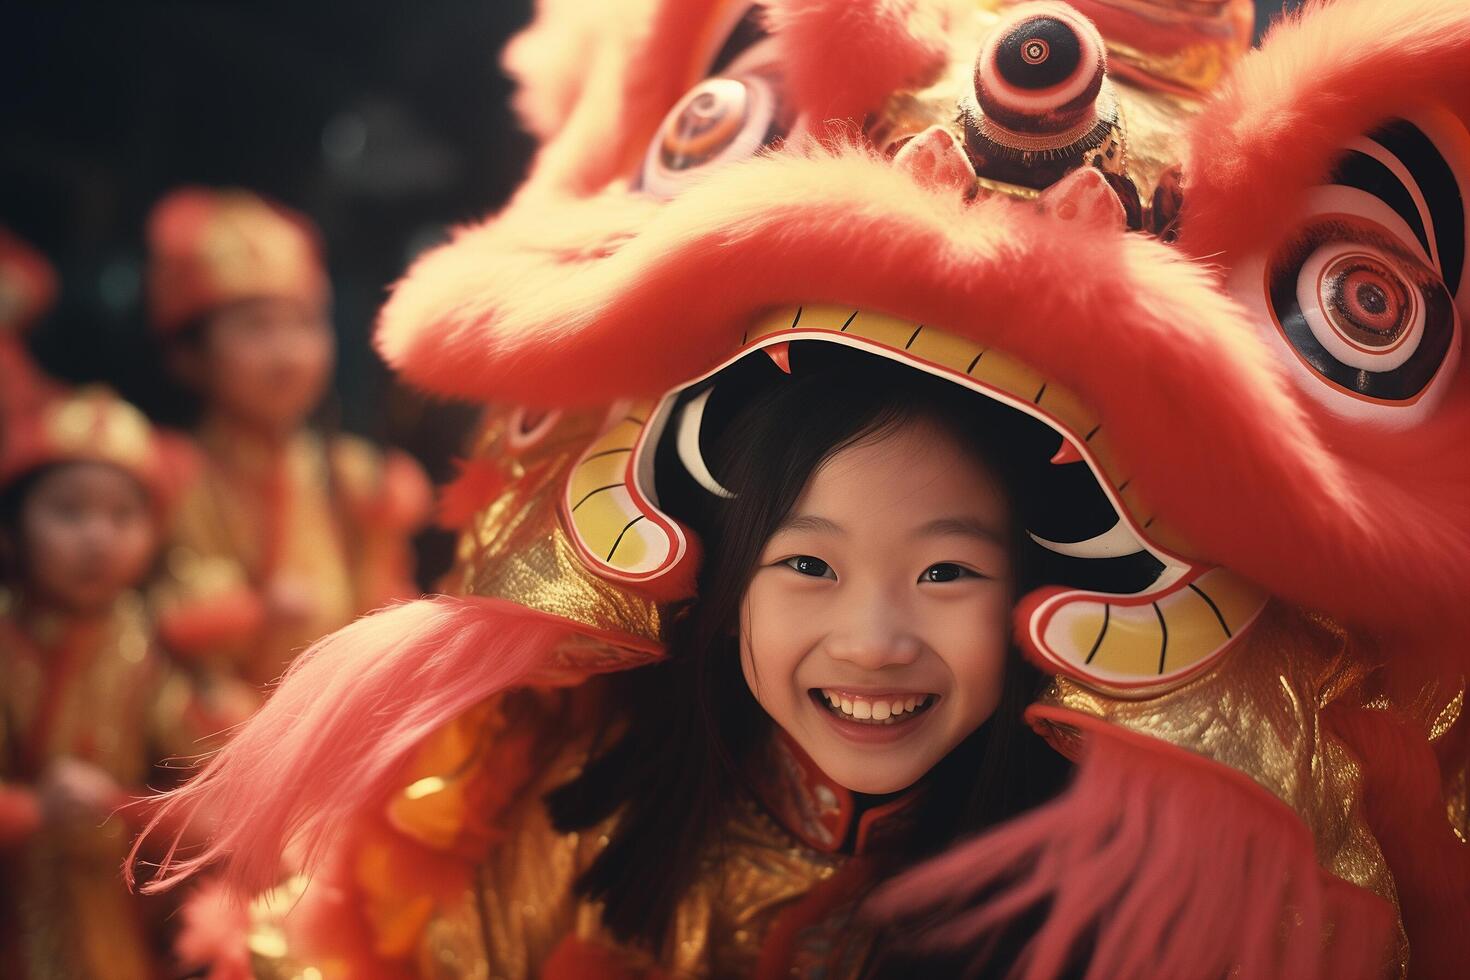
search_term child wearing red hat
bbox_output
[145,187,431,690]
[0,387,221,979]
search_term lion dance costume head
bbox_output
[137,1,1470,975]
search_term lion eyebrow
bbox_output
[1339,119,1464,294]
[707,5,770,77]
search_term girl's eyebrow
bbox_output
[772,513,844,536]
[772,514,1003,544]
[917,517,1006,545]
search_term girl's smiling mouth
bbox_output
[809,689,940,725]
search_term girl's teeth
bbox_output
[818,690,933,723]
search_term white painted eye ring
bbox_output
[639,73,780,200]
[1296,242,1424,373]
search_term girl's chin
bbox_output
[801,711,946,794]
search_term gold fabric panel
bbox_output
[452,408,665,657]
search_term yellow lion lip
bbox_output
[741,304,1178,559]
[559,302,1268,693]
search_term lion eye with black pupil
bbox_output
[1265,217,1457,408]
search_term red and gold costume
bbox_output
[145,188,431,688]
[140,1,1470,977]
[0,389,206,980]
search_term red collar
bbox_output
[749,727,925,855]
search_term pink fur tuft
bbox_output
[128,597,617,897]
[174,878,253,980]
[435,457,507,530]
[867,709,1396,980]
[766,0,951,127]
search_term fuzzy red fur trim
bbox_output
[1181,0,1470,270]
[766,0,951,128]
[508,0,728,197]
[501,0,653,142]
[129,597,661,897]
[377,145,1470,643]
[867,707,1397,979]
[1326,705,1470,977]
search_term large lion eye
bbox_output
[638,71,784,199]
[1265,216,1460,420]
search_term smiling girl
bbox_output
[142,346,1072,978]
[525,355,1071,974]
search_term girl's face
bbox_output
[194,297,335,436]
[741,420,1014,795]
[17,462,156,615]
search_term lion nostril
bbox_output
[973,4,1107,136]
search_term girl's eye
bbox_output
[784,555,835,579]
[921,563,975,583]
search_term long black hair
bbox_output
[546,354,1071,951]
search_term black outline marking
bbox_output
[790,306,803,330]
[607,515,646,563]
[966,350,987,374]
[572,483,624,512]
[1033,381,1048,403]
[840,310,859,331]
[1153,602,1169,674]
[905,325,924,349]
[1188,583,1232,638]
[1084,424,1101,441]
[707,5,768,77]
[580,447,634,464]
[1084,604,1110,665]
[624,415,645,426]
[1370,120,1465,296]
[1334,149,1432,260]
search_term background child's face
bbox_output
[196,296,335,435]
[740,420,1014,796]
[18,462,156,614]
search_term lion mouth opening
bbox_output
[647,326,1174,599]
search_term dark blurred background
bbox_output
[0,0,1300,584]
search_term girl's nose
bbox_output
[824,590,923,670]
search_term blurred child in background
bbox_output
[0,387,215,979]
[145,188,430,691]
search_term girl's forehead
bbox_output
[796,422,1009,524]
[31,461,148,502]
